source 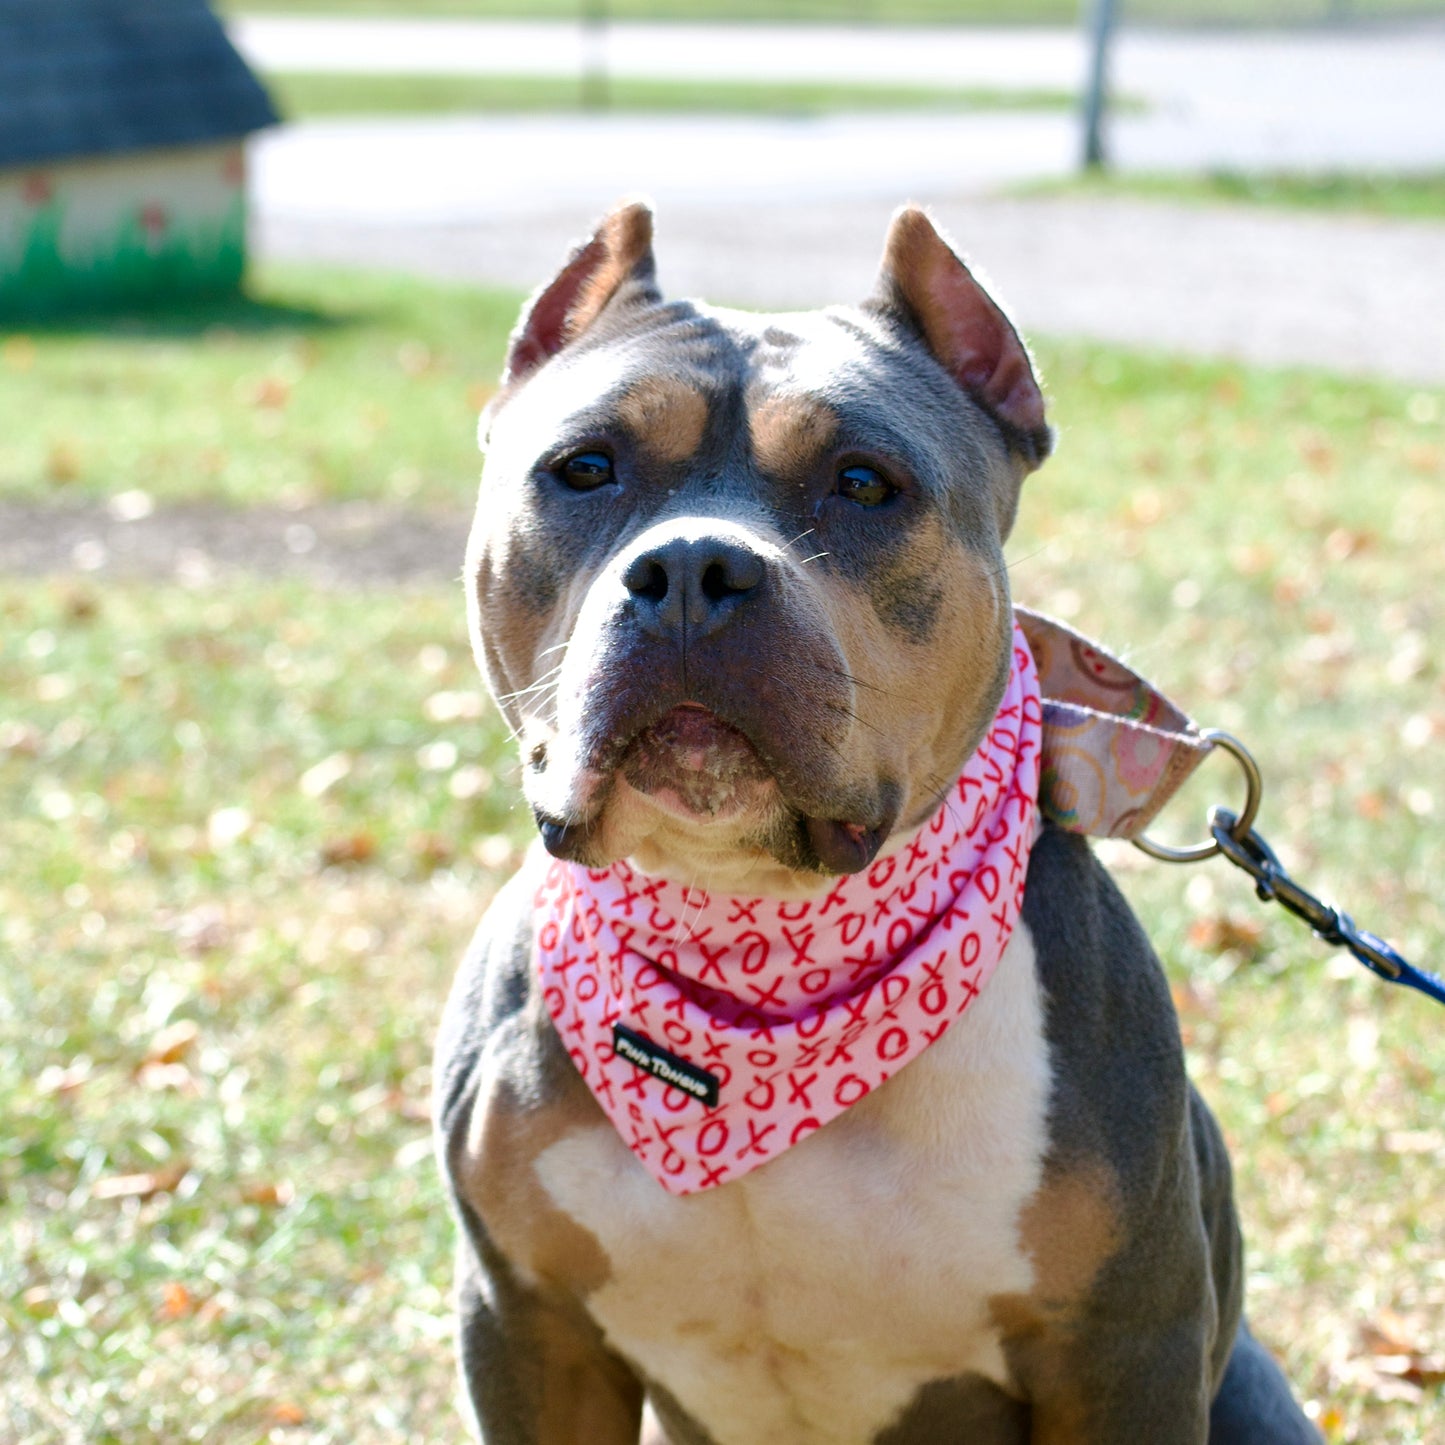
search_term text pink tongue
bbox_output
[622,706,772,818]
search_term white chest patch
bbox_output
[533,922,1053,1445]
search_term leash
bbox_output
[1017,608,1445,1009]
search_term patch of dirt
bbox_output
[0,499,471,587]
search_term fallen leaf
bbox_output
[135,1061,197,1093]
[1170,979,1217,1021]
[0,720,43,755]
[300,751,352,798]
[1354,1309,1445,1390]
[174,906,227,954]
[158,1281,195,1320]
[319,832,376,866]
[408,831,454,869]
[1323,527,1371,562]
[64,589,99,622]
[242,374,291,409]
[92,1162,188,1201]
[37,1061,90,1096]
[1374,1354,1445,1388]
[1360,1307,1422,1357]
[241,1178,295,1207]
[1188,914,1266,960]
[143,1019,199,1066]
[4,335,36,371]
[1353,791,1386,821]
[46,441,81,484]
[1296,430,1337,474]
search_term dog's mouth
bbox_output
[531,701,898,877]
[619,703,775,822]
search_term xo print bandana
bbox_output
[533,623,1043,1195]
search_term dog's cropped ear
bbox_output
[870,206,1051,474]
[499,201,659,390]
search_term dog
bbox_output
[433,201,1321,1443]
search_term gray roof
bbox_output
[0,0,277,170]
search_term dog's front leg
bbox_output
[453,1199,644,1445]
[1020,1316,1214,1445]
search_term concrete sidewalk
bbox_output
[259,192,1445,385]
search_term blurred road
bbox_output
[238,16,1445,382]
[234,16,1445,173]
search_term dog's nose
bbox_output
[622,533,765,638]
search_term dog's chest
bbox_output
[533,923,1053,1445]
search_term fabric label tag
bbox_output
[612,1024,720,1107]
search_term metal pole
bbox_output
[1081,0,1118,171]
[582,0,609,111]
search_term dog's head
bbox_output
[467,202,1050,895]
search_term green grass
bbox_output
[2,267,1444,1441]
[0,579,531,1444]
[265,69,1080,118]
[1030,169,1445,221]
[0,268,515,511]
[2,262,1442,520]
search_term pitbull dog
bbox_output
[434,202,1320,1443]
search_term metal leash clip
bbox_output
[1136,734,1445,1008]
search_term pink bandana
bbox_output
[533,624,1043,1194]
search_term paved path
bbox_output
[241,17,1445,384]
[259,188,1445,385]
[233,15,1445,171]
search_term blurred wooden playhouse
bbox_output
[0,0,277,316]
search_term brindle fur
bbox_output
[436,203,1319,1443]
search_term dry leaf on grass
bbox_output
[135,1061,197,1093]
[408,831,454,870]
[92,1162,189,1201]
[157,1281,196,1320]
[37,1060,91,1096]
[300,751,352,798]
[142,1019,199,1066]
[1354,1309,1445,1394]
[319,832,377,866]
[241,1179,296,1208]
[1187,914,1266,960]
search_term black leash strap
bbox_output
[1134,733,1445,1008]
[1208,806,1445,1008]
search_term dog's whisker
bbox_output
[816,664,899,699]
[1001,546,1046,576]
[493,664,565,705]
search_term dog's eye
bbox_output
[836,464,895,507]
[557,451,615,491]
